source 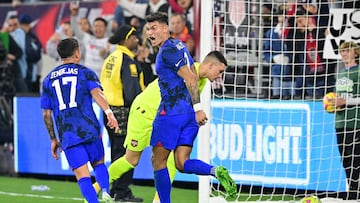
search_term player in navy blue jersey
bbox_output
[41,38,118,203]
[145,12,237,203]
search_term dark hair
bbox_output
[94,17,108,27]
[145,12,168,25]
[9,15,18,20]
[207,50,227,66]
[57,38,79,59]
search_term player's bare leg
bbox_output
[173,146,192,171]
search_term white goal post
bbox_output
[198,0,212,202]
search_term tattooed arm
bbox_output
[42,109,56,140]
[177,64,208,126]
[42,109,61,160]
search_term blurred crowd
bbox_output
[0,0,195,176]
[1,0,357,101]
[262,0,359,100]
[1,0,195,91]
[0,1,358,134]
[0,0,358,140]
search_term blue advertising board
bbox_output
[13,97,154,179]
[209,99,347,191]
[14,97,348,192]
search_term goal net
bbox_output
[198,0,360,202]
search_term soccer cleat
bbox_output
[102,191,115,203]
[83,191,114,203]
[215,166,237,197]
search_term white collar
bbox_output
[274,23,282,34]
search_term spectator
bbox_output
[263,9,293,100]
[333,41,360,200]
[129,16,145,39]
[261,4,274,35]
[117,0,169,42]
[70,2,111,77]
[172,0,194,32]
[117,0,169,22]
[1,16,27,93]
[318,0,336,93]
[113,5,125,28]
[298,0,318,15]
[168,0,182,13]
[19,14,42,93]
[135,27,157,86]
[78,17,93,35]
[18,14,42,94]
[100,25,144,202]
[46,21,74,62]
[0,31,26,93]
[170,13,194,55]
[1,15,20,33]
[5,15,29,93]
[283,0,317,42]
[292,11,326,100]
[286,0,318,18]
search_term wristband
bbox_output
[193,103,202,112]
[105,108,113,116]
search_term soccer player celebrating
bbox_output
[92,50,229,202]
[146,12,236,202]
[41,38,118,203]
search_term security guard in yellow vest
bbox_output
[100,25,144,202]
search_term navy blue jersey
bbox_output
[41,63,101,150]
[155,38,195,115]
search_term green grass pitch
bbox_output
[0,176,198,203]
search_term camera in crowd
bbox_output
[0,41,15,98]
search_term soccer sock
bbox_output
[210,166,216,177]
[183,159,213,175]
[154,168,171,203]
[153,152,177,201]
[92,182,101,194]
[93,163,109,194]
[78,177,99,203]
[108,156,134,184]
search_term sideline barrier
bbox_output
[14,97,347,192]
